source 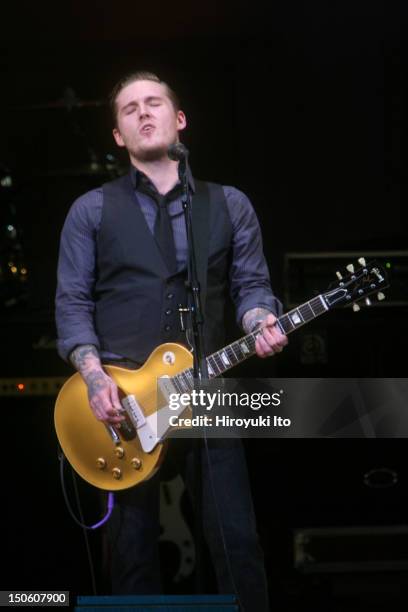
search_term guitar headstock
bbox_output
[322,257,389,310]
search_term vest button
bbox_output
[166,293,174,299]
[165,309,172,315]
[164,324,171,331]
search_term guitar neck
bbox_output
[207,293,328,376]
[175,294,329,387]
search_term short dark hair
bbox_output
[109,71,181,125]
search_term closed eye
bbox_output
[121,96,164,115]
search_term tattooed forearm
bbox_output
[85,370,111,397]
[69,345,103,381]
[69,345,121,421]
[242,308,273,334]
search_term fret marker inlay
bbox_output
[290,311,302,325]
[221,352,230,366]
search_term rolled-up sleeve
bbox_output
[224,186,282,326]
[55,188,103,361]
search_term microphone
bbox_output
[168,142,189,161]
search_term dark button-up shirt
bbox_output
[56,168,281,361]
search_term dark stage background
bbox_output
[1,2,407,610]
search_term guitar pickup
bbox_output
[121,394,147,429]
[116,412,137,442]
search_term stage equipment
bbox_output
[294,525,408,572]
[74,594,238,611]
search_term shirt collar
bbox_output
[129,163,195,195]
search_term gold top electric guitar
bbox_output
[54,258,388,491]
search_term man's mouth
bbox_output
[140,124,155,134]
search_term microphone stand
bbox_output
[178,153,209,594]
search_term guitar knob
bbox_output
[96,458,106,469]
[358,257,366,266]
[336,271,343,280]
[352,303,360,312]
[346,264,355,273]
[365,297,372,306]
[114,447,125,458]
[112,467,122,479]
[131,457,142,470]
[377,292,385,301]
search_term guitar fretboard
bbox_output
[170,294,328,394]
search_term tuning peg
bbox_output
[377,292,385,301]
[352,303,361,312]
[346,264,355,273]
[365,297,372,306]
[336,271,343,280]
[358,257,366,266]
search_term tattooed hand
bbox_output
[70,345,125,425]
[242,308,288,359]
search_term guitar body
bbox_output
[54,343,193,491]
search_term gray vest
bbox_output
[95,173,233,364]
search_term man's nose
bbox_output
[139,105,151,119]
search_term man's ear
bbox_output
[113,127,125,147]
[177,111,187,132]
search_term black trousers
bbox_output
[107,437,270,612]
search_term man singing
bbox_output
[56,71,287,611]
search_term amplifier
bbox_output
[0,312,72,378]
[0,377,66,396]
[283,250,408,309]
[294,525,408,573]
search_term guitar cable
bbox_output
[58,449,115,530]
[58,448,115,595]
